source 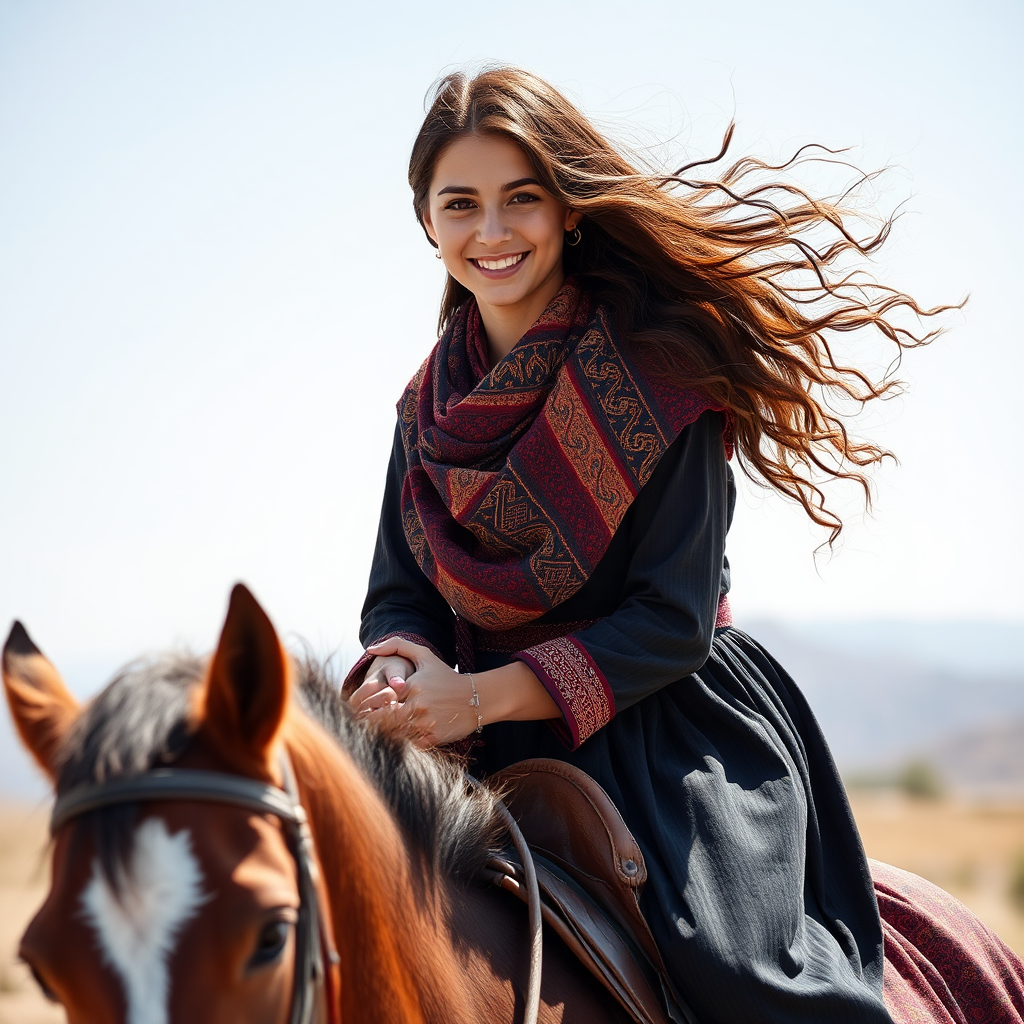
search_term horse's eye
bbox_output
[250,918,292,968]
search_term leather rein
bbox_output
[49,760,545,1024]
[49,754,339,1024]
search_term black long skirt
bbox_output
[475,627,893,1024]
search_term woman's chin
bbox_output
[471,267,564,313]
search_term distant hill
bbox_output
[743,620,1024,797]
[917,718,1024,799]
[739,620,1024,772]
[756,620,1023,678]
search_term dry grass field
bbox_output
[849,790,1024,957]
[0,803,62,1024]
[0,796,1021,1021]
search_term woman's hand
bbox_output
[347,651,415,716]
[350,637,561,747]
[358,637,479,747]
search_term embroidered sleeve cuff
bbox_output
[513,637,615,750]
[342,631,445,695]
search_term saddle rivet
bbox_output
[622,859,638,877]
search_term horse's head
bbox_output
[3,584,330,1024]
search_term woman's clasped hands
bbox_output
[348,637,479,747]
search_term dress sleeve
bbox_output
[344,425,457,691]
[512,411,731,749]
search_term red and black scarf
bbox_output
[398,279,724,629]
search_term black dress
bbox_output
[357,409,892,1024]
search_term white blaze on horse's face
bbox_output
[80,818,207,1024]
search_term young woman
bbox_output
[343,67,939,1023]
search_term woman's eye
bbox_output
[250,919,292,968]
[444,198,475,211]
[509,192,540,204]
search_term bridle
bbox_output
[49,759,544,1024]
[49,754,339,1024]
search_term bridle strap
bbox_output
[278,755,334,1024]
[50,758,338,1024]
[50,770,303,834]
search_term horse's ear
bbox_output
[2,622,80,781]
[197,584,290,770]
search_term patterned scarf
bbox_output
[398,279,723,629]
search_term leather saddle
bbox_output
[485,759,694,1024]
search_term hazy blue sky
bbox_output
[1,0,1021,694]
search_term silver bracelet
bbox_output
[466,672,483,734]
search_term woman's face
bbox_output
[423,133,579,336]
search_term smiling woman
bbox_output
[337,66,1024,1024]
[422,134,581,360]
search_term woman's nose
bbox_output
[476,207,513,247]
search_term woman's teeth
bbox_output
[475,253,526,270]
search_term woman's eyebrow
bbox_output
[502,177,542,192]
[436,177,542,197]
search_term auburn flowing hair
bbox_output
[408,67,954,542]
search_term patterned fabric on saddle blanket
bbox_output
[874,859,1024,1023]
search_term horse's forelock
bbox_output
[58,653,203,792]
[55,652,204,891]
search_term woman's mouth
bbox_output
[470,252,528,276]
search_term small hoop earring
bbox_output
[565,226,582,247]
[434,250,442,259]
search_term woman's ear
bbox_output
[564,210,582,232]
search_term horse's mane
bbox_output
[55,652,503,889]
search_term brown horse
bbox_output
[3,584,628,1024]
[7,587,1024,1024]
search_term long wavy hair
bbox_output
[408,67,954,542]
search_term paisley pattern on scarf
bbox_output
[398,279,723,629]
